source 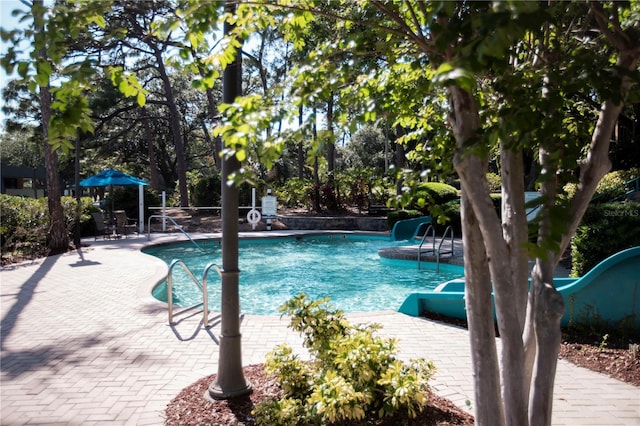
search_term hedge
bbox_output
[563,168,639,203]
[414,182,459,206]
[387,209,423,230]
[571,202,640,276]
[426,194,501,238]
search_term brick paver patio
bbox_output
[1,232,638,425]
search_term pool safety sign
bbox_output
[262,192,277,230]
[262,195,277,217]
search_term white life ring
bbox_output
[246,209,262,224]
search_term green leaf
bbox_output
[17,61,29,78]
[432,63,476,92]
[136,92,146,107]
[35,61,52,87]
[88,14,106,28]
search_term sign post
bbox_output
[261,189,277,231]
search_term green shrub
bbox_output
[189,173,221,206]
[563,168,640,202]
[426,195,502,238]
[0,195,99,263]
[110,187,161,222]
[334,168,382,212]
[61,196,100,237]
[429,200,461,237]
[387,209,422,229]
[253,295,435,425]
[275,178,315,209]
[571,202,640,276]
[0,194,49,261]
[413,182,458,209]
[486,172,502,193]
[490,193,502,212]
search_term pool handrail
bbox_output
[201,262,221,328]
[418,225,455,272]
[167,259,220,327]
[147,214,203,251]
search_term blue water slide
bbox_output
[390,216,432,241]
[399,246,640,327]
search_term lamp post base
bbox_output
[206,381,252,401]
[206,333,252,400]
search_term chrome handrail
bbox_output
[147,214,202,250]
[166,259,220,328]
[417,224,435,269]
[167,259,202,325]
[202,262,221,328]
[418,225,454,271]
[435,226,455,271]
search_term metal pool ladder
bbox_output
[418,225,455,271]
[166,260,220,327]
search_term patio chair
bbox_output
[114,210,137,238]
[91,212,113,240]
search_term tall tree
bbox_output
[1,0,109,252]
[91,0,190,204]
[203,1,640,424]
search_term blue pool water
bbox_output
[144,234,464,315]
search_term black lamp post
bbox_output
[207,0,252,400]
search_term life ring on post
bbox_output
[246,208,262,225]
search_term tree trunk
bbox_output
[297,103,305,179]
[501,145,535,396]
[73,137,81,247]
[34,0,68,255]
[326,93,335,172]
[449,85,528,425]
[189,44,223,171]
[141,107,161,190]
[500,146,529,328]
[312,108,321,212]
[395,139,404,196]
[204,88,222,170]
[460,192,505,426]
[152,45,189,206]
[42,92,68,254]
[525,142,563,425]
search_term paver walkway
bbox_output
[1,232,638,425]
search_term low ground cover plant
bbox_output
[253,294,436,425]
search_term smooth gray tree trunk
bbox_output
[461,192,505,426]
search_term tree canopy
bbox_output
[1,2,638,424]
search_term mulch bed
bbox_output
[164,364,474,426]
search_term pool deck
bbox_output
[1,231,638,425]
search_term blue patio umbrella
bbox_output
[79,168,149,187]
[80,169,149,233]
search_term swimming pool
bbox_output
[144,233,464,315]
